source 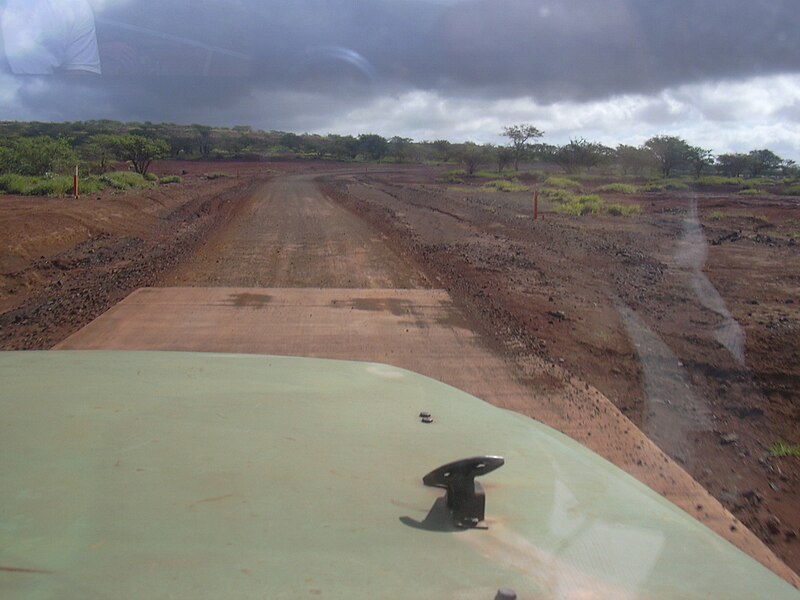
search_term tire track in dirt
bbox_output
[165,173,427,289]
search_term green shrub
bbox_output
[159,175,182,185]
[520,170,546,183]
[79,177,105,194]
[484,179,527,193]
[0,136,77,176]
[606,203,642,216]
[0,173,30,194]
[786,185,800,196]
[737,188,764,196]
[27,176,74,196]
[642,180,689,192]
[741,178,777,188]
[544,176,582,190]
[555,194,604,216]
[595,183,638,194]
[144,172,159,182]
[204,172,228,180]
[665,180,690,190]
[695,176,742,186]
[539,188,576,202]
[100,171,152,190]
[0,173,103,196]
[641,182,665,192]
[769,441,800,458]
[708,211,726,221]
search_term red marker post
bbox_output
[533,189,539,221]
[73,165,79,199]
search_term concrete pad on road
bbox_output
[54,287,800,585]
[55,287,527,409]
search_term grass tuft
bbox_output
[642,180,690,192]
[595,183,638,194]
[769,441,800,458]
[100,171,153,190]
[539,188,576,202]
[695,176,742,186]
[741,178,777,188]
[544,176,582,190]
[484,179,528,193]
[159,175,183,185]
[0,173,102,196]
[606,203,642,216]
[555,194,604,216]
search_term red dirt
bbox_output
[0,161,282,348]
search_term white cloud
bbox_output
[318,73,800,159]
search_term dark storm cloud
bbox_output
[430,0,800,100]
[4,0,800,124]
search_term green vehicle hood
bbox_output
[1,351,797,599]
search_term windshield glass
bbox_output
[1,0,799,596]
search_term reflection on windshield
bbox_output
[1,0,101,75]
[677,197,746,364]
[1,0,799,596]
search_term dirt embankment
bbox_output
[0,163,273,350]
[320,169,800,573]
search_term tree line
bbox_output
[0,120,796,180]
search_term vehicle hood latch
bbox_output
[423,456,504,528]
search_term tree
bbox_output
[0,136,77,176]
[553,139,613,174]
[529,143,557,162]
[495,146,514,172]
[328,135,359,160]
[781,159,798,177]
[501,124,544,171]
[431,139,452,163]
[191,124,213,158]
[388,136,412,162]
[358,134,388,161]
[280,132,303,151]
[747,149,783,178]
[0,146,14,174]
[643,135,692,177]
[165,130,197,158]
[115,135,169,176]
[716,153,750,178]
[80,134,124,173]
[687,146,714,178]
[615,144,657,176]
[458,142,489,175]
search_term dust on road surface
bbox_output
[166,173,426,289]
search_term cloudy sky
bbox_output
[3,0,800,158]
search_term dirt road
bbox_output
[167,173,426,289]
